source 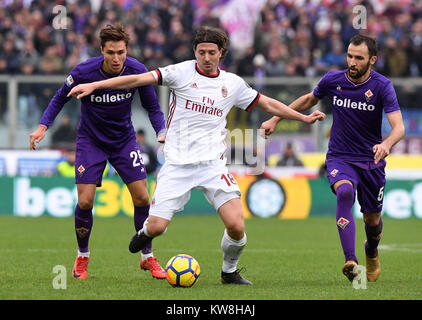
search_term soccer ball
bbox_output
[165,254,200,287]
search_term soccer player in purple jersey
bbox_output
[29,24,167,280]
[261,34,405,283]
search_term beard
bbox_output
[348,61,371,79]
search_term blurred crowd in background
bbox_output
[1,0,422,78]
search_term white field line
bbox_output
[378,243,422,253]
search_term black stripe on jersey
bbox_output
[155,69,163,85]
[166,91,176,128]
[246,92,261,112]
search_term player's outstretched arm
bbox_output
[373,111,405,164]
[257,93,324,138]
[29,124,47,150]
[67,72,157,99]
[259,92,320,138]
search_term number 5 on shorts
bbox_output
[377,186,384,201]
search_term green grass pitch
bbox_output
[0,215,421,300]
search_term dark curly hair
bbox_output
[193,26,229,61]
[99,23,130,48]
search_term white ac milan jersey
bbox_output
[152,60,260,164]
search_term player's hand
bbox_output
[304,110,326,124]
[373,142,390,164]
[29,125,47,150]
[67,83,96,99]
[157,133,166,144]
[259,117,280,139]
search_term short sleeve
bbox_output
[64,66,81,88]
[234,78,260,112]
[155,63,185,88]
[313,73,330,99]
[381,81,401,113]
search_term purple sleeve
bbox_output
[39,69,79,128]
[381,81,401,113]
[136,64,165,135]
[138,85,166,135]
[312,73,330,99]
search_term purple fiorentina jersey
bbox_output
[40,56,165,147]
[313,69,400,162]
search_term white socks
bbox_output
[141,252,154,260]
[221,229,247,273]
[78,250,90,258]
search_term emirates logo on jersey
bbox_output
[185,97,224,117]
[221,84,228,98]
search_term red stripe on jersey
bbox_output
[155,69,162,85]
[246,92,261,112]
[195,63,220,78]
[164,92,177,138]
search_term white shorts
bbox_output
[149,159,241,221]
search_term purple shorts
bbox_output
[75,135,147,187]
[325,159,386,214]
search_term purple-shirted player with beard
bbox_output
[261,34,405,283]
[29,24,167,280]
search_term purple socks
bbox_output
[365,218,383,258]
[134,205,152,255]
[74,204,153,255]
[335,183,358,263]
[74,204,93,253]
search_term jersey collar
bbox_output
[344,70,372,86]
[99,56,127,78]
[195,63,220,78]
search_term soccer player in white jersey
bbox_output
[68,26,325,285]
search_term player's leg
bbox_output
[218,198,252,285]
[129,162,192,253]
[200,160,251,285]
[363,212,382,257]
[75,183,96,255]
[326,160,360,282]
[358,166,385,282]
[72,183,96,279]
[72,137,108,279]
[363,212,382,281]
[109,137,168,278]
[126,178,166,278]
[129,214,171,253]
[333,179,358,263]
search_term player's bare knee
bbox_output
[132,193,150,207]
[146,218,168,237]
[78,198,94,210]
[363,213,381,226]
[226,222,245,240]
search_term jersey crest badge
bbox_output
[365,89,373,101]
[330,169,338,177]
[65,75,74,87]
[337,217,350,229]
[221,84,228,98]
[76,227,90,238]
[77,165,85,177]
